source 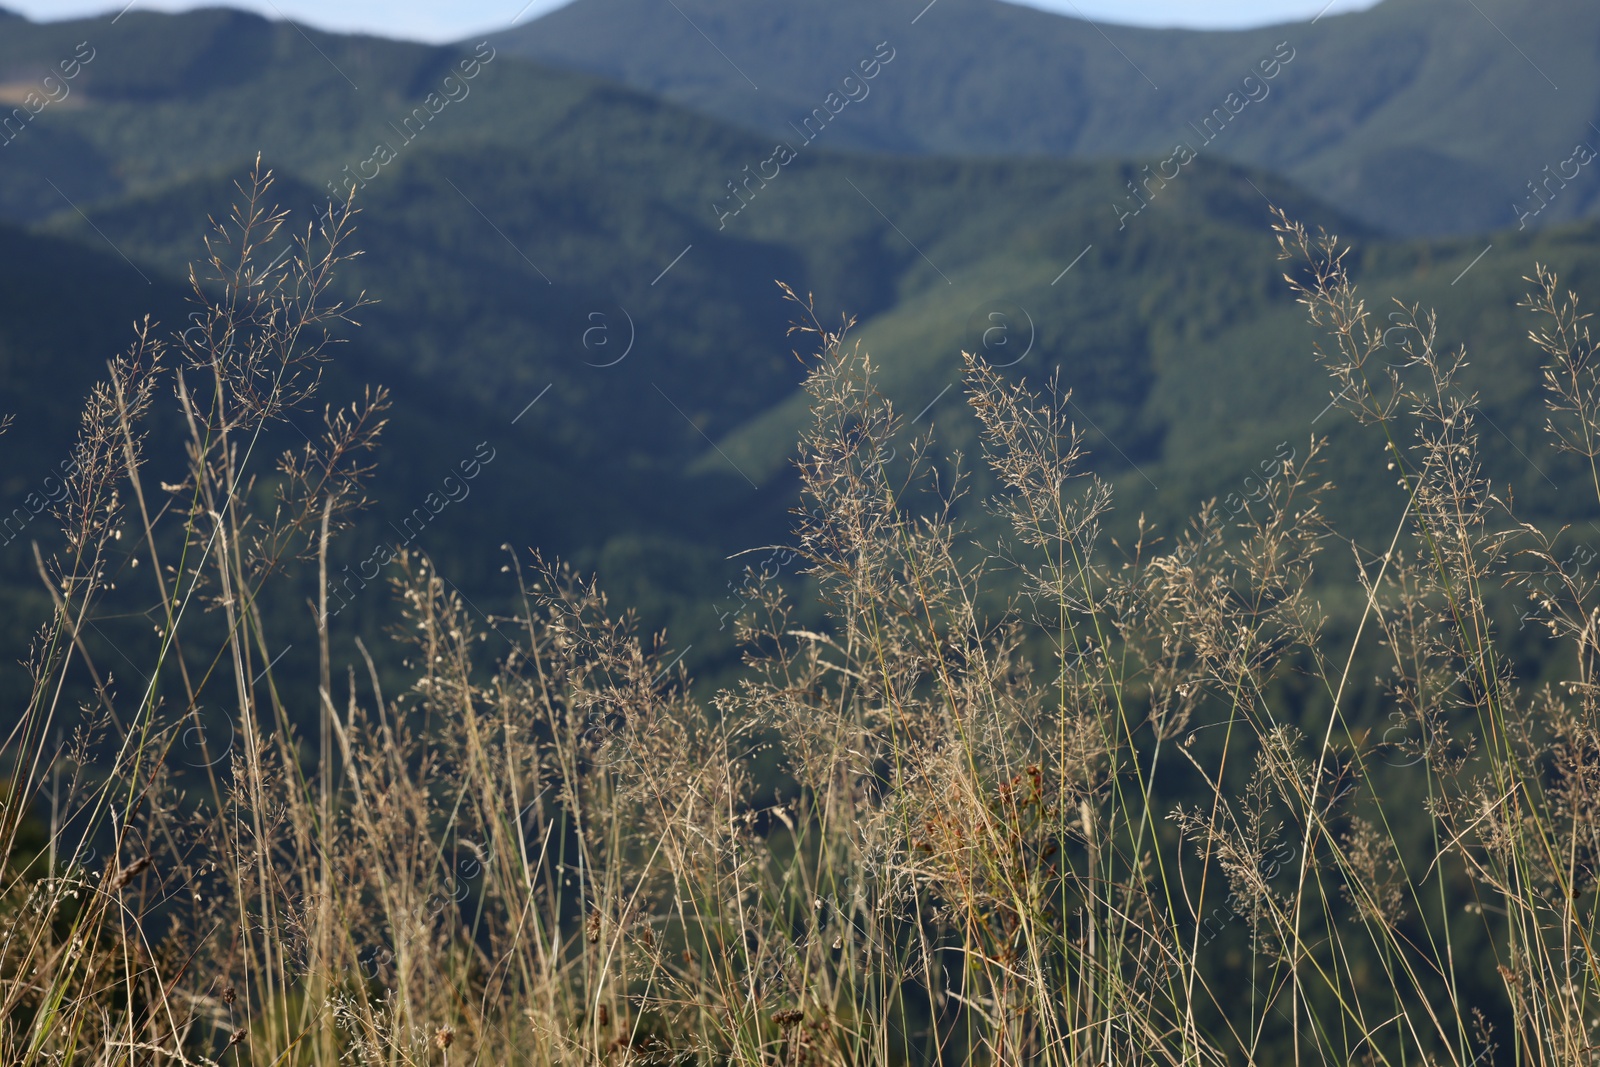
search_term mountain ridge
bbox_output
[2,4,1597,685]
[493,0,1598,236]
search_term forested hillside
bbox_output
[497,0,1598,236]
[2,6,1597,688]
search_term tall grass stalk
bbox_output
[0,184,1596,1065]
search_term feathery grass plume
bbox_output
[4,183,1600,1064]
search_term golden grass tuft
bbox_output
[1,179,1597,1066]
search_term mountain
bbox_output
[2,5,1599,696]
[494,0,1600,237]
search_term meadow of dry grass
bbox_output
[1,173,1597,1065]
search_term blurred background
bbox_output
[1,0,1593,697]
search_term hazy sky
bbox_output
[4,0,1383,44]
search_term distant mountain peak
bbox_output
[493,0,1600,237]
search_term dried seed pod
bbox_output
[108,856,150,891]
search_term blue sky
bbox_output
[5,0,1383,44]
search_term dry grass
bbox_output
[1,179,1597,1065]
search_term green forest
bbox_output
[1,1,1599,1062]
